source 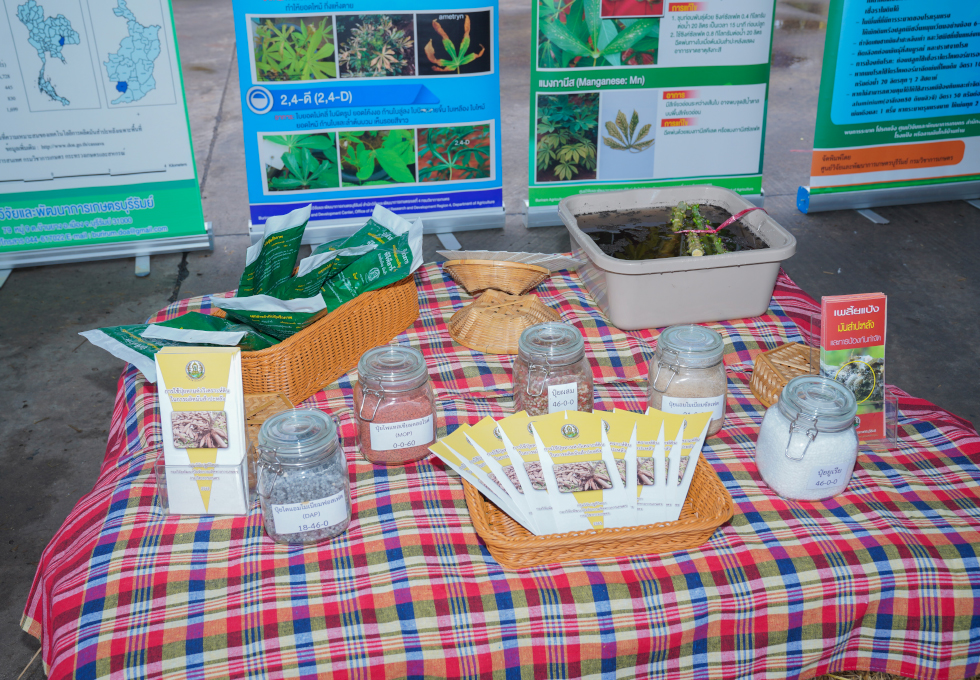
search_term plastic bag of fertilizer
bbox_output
[311,205,415,257]
[320,218,423,312]
[79,325,189,382]
[237,204,311,297]
[267,243,376,300]
[213,293,328,340]
[141,311,280,351]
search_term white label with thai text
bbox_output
[661,394,725,421]
[369,414,434,451]
[272,491,348,534]
[548,382,578,413]
[806,464,849,492]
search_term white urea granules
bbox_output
[755,405,859,501]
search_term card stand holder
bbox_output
[462,456,735,570]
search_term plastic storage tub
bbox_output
[558,186,797,330]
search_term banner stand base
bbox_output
[0,222,213,271]
[523,191,765,228]
[797,182,980,214]
[250,206,506,246]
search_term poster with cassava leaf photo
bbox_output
[416,11,492,76]
[417,124,492,182]
[339,129,417,187]
[262,132,340,192]
[251,16,337,82]
[538,0,659,68]
[337,14,416,78]
[536,93,599,182]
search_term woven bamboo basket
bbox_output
[211,276,419,404]
[463,456,734,569]
[749,342,819,408]
[443,259,551,295]
[448,289,560,355]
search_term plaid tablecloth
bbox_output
[23,265,980,680]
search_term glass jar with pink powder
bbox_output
[353,345,437,466]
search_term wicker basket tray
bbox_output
[463,456,734,569]
[448,290,559,355]
[443,259,550,295]
[749,342,819,408]
[212,276,419,404]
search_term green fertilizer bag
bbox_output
[237,204,311,297]
[320,217,423,313]
[311,205,415,257]
[79,325,191,383]
[213,293,328,341]
[141,312,280,351]
[267,243,376,300]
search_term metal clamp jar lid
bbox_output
[356,345,429,422]
[257,408,341,492]
[651,324,724,394]
[517,322,585,397]
[777,375,858,461]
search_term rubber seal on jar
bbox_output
[358,386,384,422]
[784,413,819,461]
[526,364,549,397]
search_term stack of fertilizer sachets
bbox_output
[429,407,713,535]
[80,204,423,381]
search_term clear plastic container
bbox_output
[648,324,727,436]
[256,408,351,545]
[353,345,437,466]
[513,322,593,416]
[755,375,859,501]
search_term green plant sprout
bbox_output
[536,94,598,182]
[538,0,658,68]
[339,16,414,77]
[264,134,339,190]
[418,126,490,181]
[254,18,336,81]
[603,110,653,153]
[424,16,486,74]
[339,130,416,186]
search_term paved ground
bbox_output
[3,0,978,676]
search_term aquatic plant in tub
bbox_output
[558,186,797,330]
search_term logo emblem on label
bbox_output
[493,426,502,440]
[246,86,274,115]
[561,423,579,440]
[367,267,381,282]
[185,360,205,381]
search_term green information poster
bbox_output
[0,0,209,269]
[527,0,777,225]
[798,0,980,213]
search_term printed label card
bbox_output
[632,408,668,524]
[496,412,560,535]
[531,410,632,532]
[599,410,638,528]
[661,411,711,522]
[465,416,540,534]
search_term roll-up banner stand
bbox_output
[798,1,980,213]
[232,1,505,245]
[525,0,777,227]
[0,0,210,271]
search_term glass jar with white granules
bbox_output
[513,322,593,416]
[647,324,727,436]
[353,345,437,466]
[755,376,859,501]
[257,408,351,545]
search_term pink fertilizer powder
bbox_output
[353,382,437,466]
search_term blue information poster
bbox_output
[231,1,504,239]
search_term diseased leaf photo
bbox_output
[417,12,492,75]
[536,93,599,182]
[339,129,417,186]
[417,125,491,182]
[252,16,337,81]
[337,14,415,78]
[538,0,659,68]
[262,133,340,191]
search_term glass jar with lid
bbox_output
[755,375,859,501]
[647,324,727,436]
[353,345,437,466]
[513,322,593,416]
[256,408,351,545]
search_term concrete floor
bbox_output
[2,0,978,676]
